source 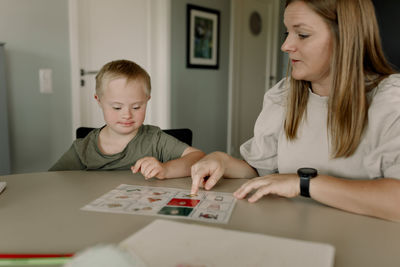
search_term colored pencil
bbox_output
[0,257,71,266]
[0,254,73,259]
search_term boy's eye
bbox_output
[112,107,121,110]
[133,106,141,110]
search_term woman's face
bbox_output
[281,1,333,90]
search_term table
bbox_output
[1,171,399,266]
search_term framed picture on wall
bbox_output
[186,4,220,69]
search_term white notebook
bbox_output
[120,219,335,267]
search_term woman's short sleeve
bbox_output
[240,79,288,176]
[364,74,400,180]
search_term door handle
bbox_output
[80,69,99,86]
[80,69,99,76]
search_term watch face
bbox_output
[297,168,318,177]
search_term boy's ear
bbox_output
[94,94,101,104]
[147,95,151,101]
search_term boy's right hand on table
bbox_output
[131,157,166,180]
[190,152,226,195]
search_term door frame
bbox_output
[68,0,171,139]
[227,0,280,156]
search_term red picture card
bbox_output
[167,198,200,207]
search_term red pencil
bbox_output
[0,254,74,259]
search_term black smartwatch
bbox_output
[297,168,318,198]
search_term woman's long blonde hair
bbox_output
[284,0,395,158]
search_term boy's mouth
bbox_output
[119,121,134,126]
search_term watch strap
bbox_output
[300,176,311,198]
[297,168,318,198]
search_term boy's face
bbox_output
[95,77,149,136]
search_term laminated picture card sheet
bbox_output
[82,184,236,224]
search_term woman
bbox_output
[191,0,400,221]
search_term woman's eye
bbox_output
[284,31,289,36]
[298,34,309,39]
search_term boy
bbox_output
[50,59,204,179]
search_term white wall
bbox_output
[0,0,72,173]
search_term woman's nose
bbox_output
[281,35,295,53]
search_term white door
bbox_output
[69,0,171,137]
[228,0,279,157]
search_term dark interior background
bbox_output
[372,0,400,71]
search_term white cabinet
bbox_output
[0,43,11,175]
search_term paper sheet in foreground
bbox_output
[120,219,335,267]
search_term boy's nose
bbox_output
[121,108,132,119]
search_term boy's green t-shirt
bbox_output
[49,125,189,171]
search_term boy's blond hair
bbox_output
[95,59,151,97]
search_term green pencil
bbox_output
[0,257,71,266]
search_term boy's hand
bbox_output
[131,157,167,179]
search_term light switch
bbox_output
[39,68,53,94]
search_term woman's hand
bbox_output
[191,152,259,195]
[234,174,300,202]
[131,157,166,179]
[190,152,227,195]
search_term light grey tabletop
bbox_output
[0,171,399,267]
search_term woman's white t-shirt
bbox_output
[240,74,400,180]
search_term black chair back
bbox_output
[163,128,192,146]
[76,127,95,139]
